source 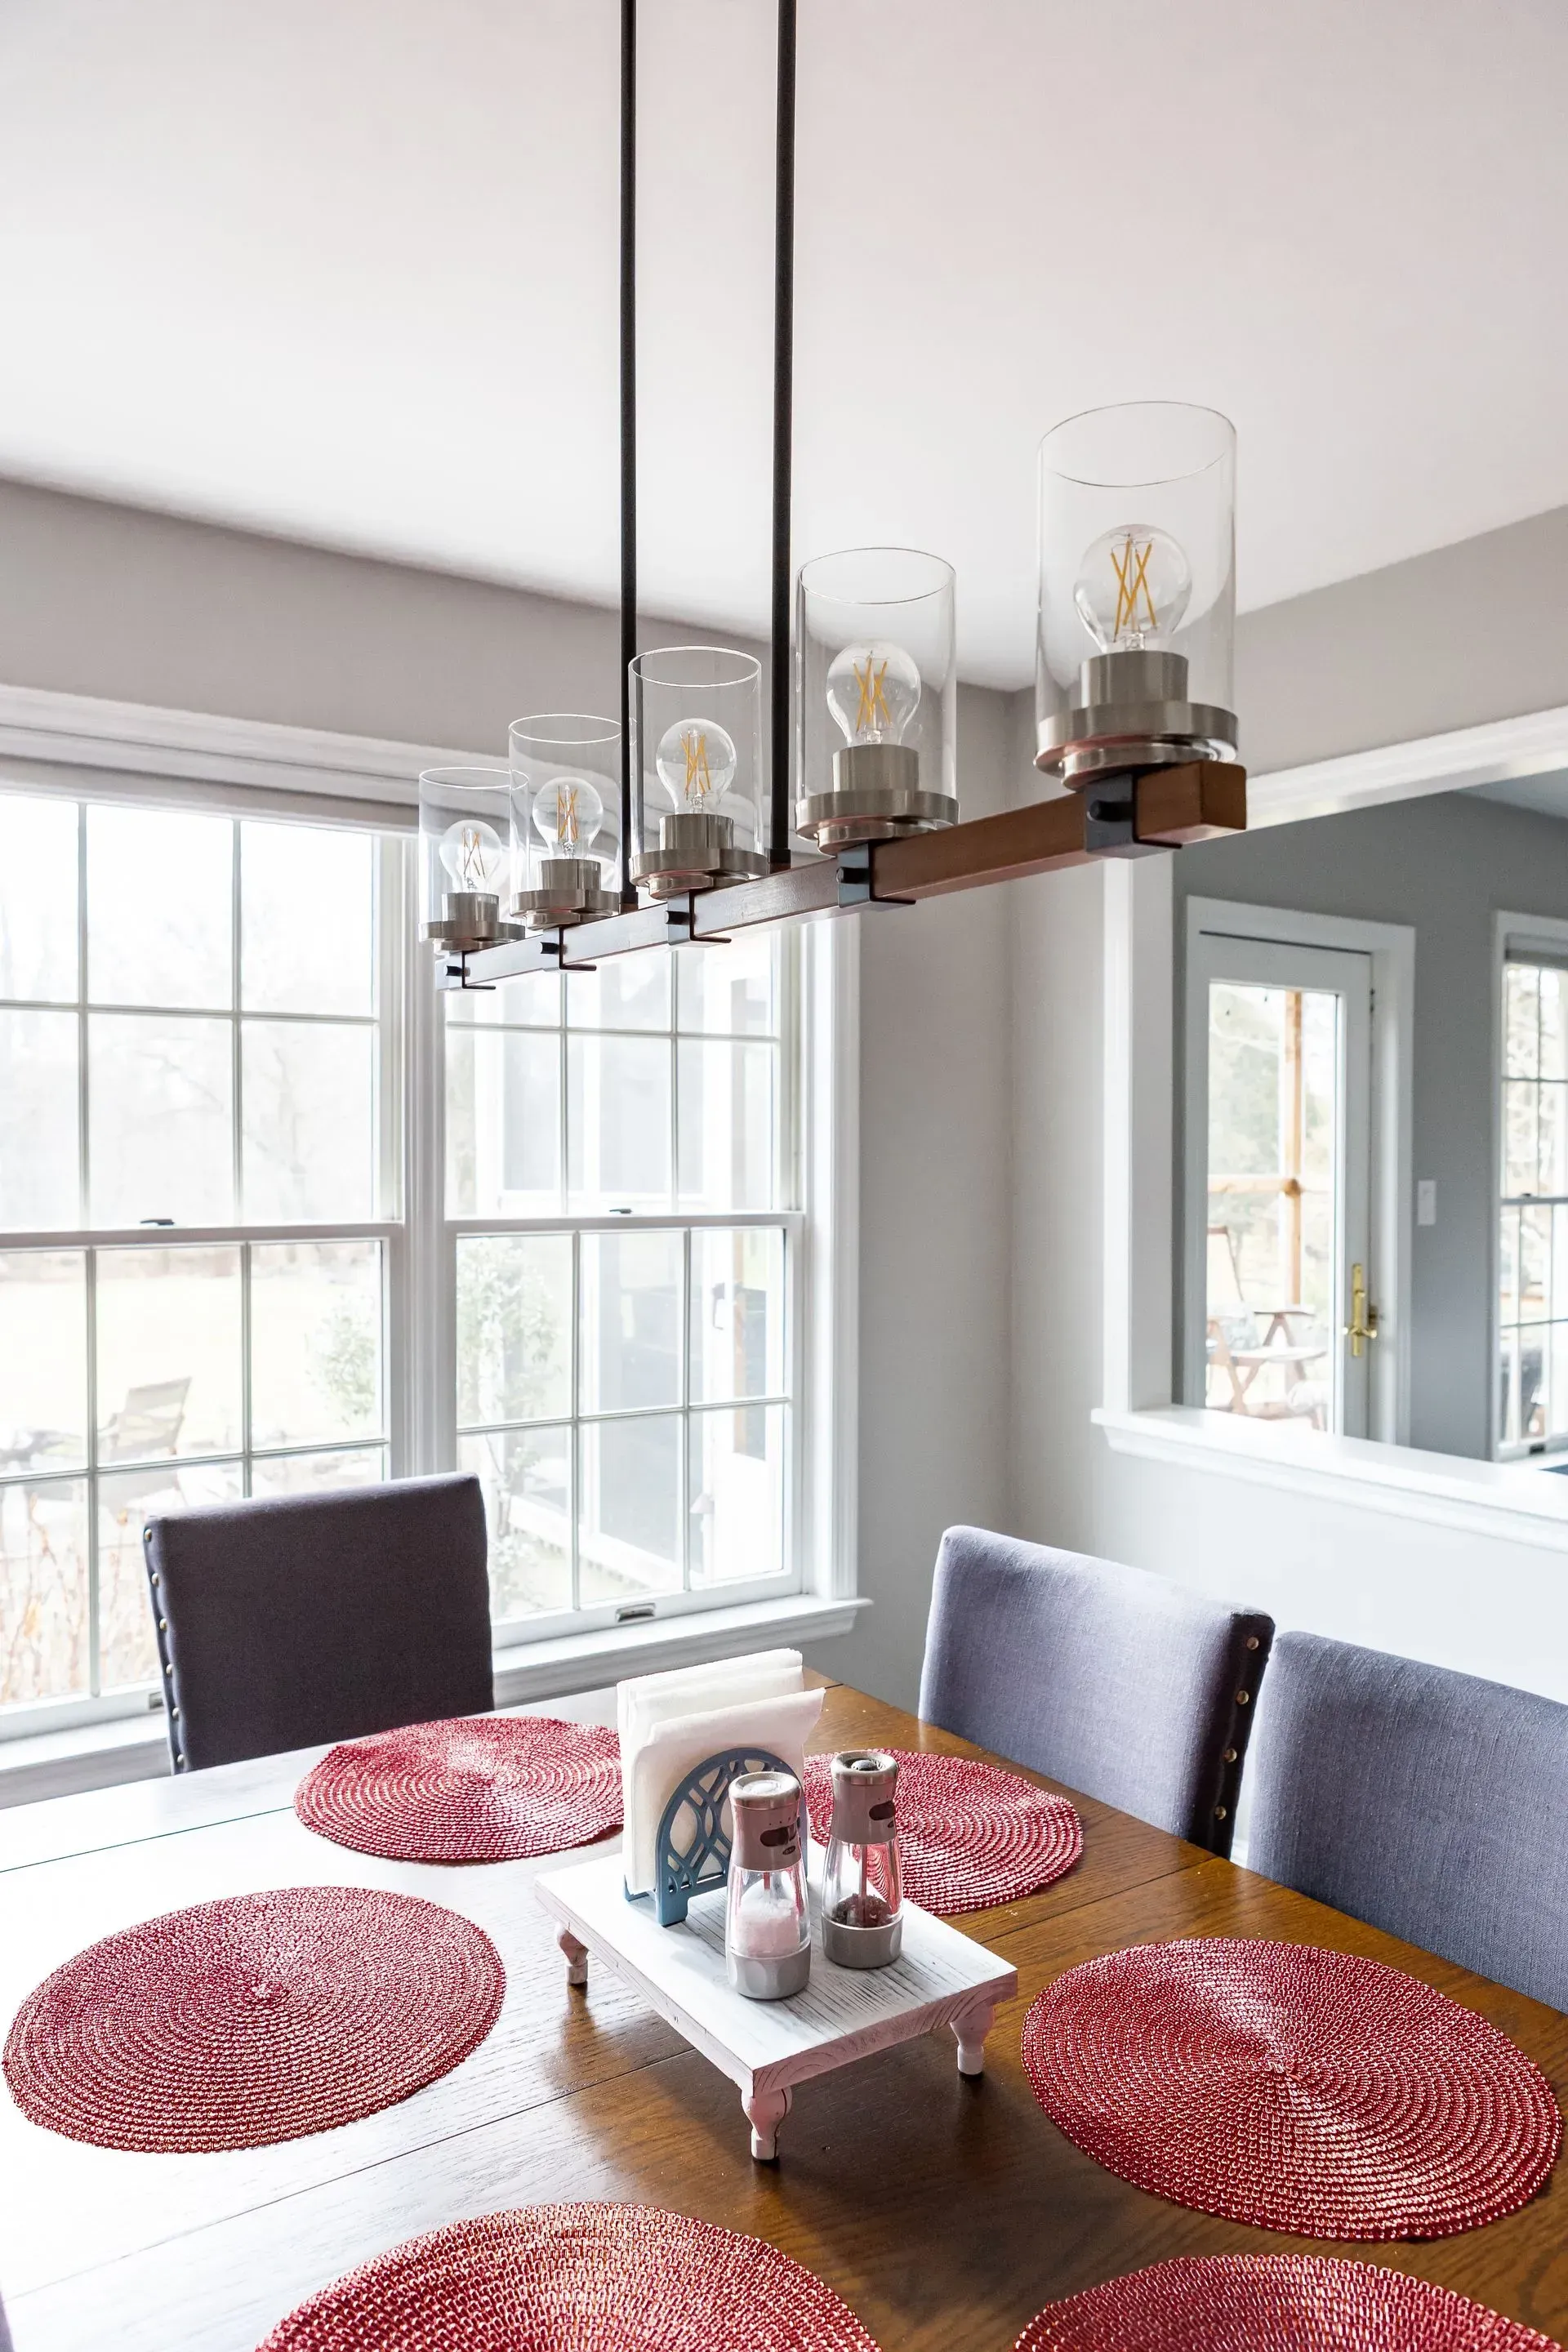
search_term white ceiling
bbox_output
[2,0,1567,688]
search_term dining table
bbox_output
[1,1675,1564,2352]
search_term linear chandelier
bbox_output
[421,1,1247,986]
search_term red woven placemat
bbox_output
[803,1749,1081,1914]
[296,1716,621,1864]
[3,1886,504,2152]
[1017,2254,1563,2352]
[256,2202,884,2350]
[1022,1937,1561,2240]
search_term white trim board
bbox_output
[0,679,488,826]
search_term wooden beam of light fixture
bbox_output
[442,762,1245,987]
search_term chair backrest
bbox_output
[144,1473,493,1771]
[104,1377,190,1464]
[1248,1630,1568,2010]
[0,2281,12,2352]
[917,1526,1272,1855]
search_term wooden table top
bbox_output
[2,1681,1564,2352]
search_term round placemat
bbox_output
[1022,1937,1561,2240]
[296,1716,622,1864]
[803,1749,1081,1914]
[3,1886,505,2152]
[1017,2254,1563,2352]
[257,2201,884,2350]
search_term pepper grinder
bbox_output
[725,1771,811,2000]
[822,1750,903,1967]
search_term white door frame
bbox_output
[1183,908,1378,1435]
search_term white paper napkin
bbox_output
[617,1649,805,1845]
[624,1684,826,1895]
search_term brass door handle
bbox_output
[1344,1261,1379,1357]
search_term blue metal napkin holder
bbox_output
[632,1746,793,1927]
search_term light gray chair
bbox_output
[1248,1631,1568,2010]
[917,1526,1273,1855]
[0,2282,13,2352]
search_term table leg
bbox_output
[951,1997,997,2077]
[558,1928,589,1988]
[742,2083,792,2161]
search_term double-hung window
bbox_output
[1499,947,1568,1454]
[0,780,808,1738]
[442,932,800,1637]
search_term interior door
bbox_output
[1186,926,1374,1437]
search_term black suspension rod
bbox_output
[618,0,638,907]
[769,0,798,870]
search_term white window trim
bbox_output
[1096,701,1568,1551]
[1181,896,1414,1444]
[1492,911,1568,1462]
[0,684,864,1780]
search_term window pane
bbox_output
[1541,1085,1568,1198]
[250,1447,387,1497]
[98,1459,243,1690]
[447,1026,562,1217]
[0,1252,87,1472]
[445,971,562,1028]
[1504,1079,1539,1200]
[689,1402,786,1587]
[242,1020,376,1222]
[241,823,376,1018]
[88,1012,234,1226]
[677,933,776,1036]
[567,950,671,1032]
[690,1227,786,1401]
[580,1412,681,1605]
[567,1035,671,1210]
[86,806,232,1010]
[1505,963,1540,1079]
[677,1040,776,1210]
[0,795,78,1004]
[457,1233,572,1428]
[250,1241,383,1449]
[461,1426,572,1620]
[1205,982,1338,1423]
[0,1477,88,1705]
[579,1228,682,1414]
[96,1245,243,1459]
[1541,969,1568,1082]
[0,1008,78,1228]
[1499,1207,1519,1328]
[1520,1205,1551,1325]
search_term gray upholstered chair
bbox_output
[143,1474,493,1772]
[917,1526,1272,1855]
[1248,1631,1568,2010]
[0,2283,12,2352]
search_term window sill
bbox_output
[0,1590,868,1811]
[1095,1404,1568,1552]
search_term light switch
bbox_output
[1417,1179,1437,1227]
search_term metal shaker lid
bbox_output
[827,1749,899,1844]
[730,1770,803,1873]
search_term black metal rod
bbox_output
[618,0,638,908]
[769,0,797,870]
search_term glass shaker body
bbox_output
[724,1770,810,2001]
[822,1750,903,1968]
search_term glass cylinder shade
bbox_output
[508,715,621,929]
[1036,402,1236,787]
[628,647,767,901]
[795,547,957,849]
[418,766,521,952]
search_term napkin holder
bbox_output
[641,1748,793,1926]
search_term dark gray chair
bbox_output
[917,1526,1272,1855]
[1248,1631,1568,2010]
[0,2283,12,2352]
[143,1474,493,1772]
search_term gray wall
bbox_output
[0,476,1019,1712]
[1175,791,1568,1459]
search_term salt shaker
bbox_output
[822,1749,903,1967]
[725,1770,811,2000]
